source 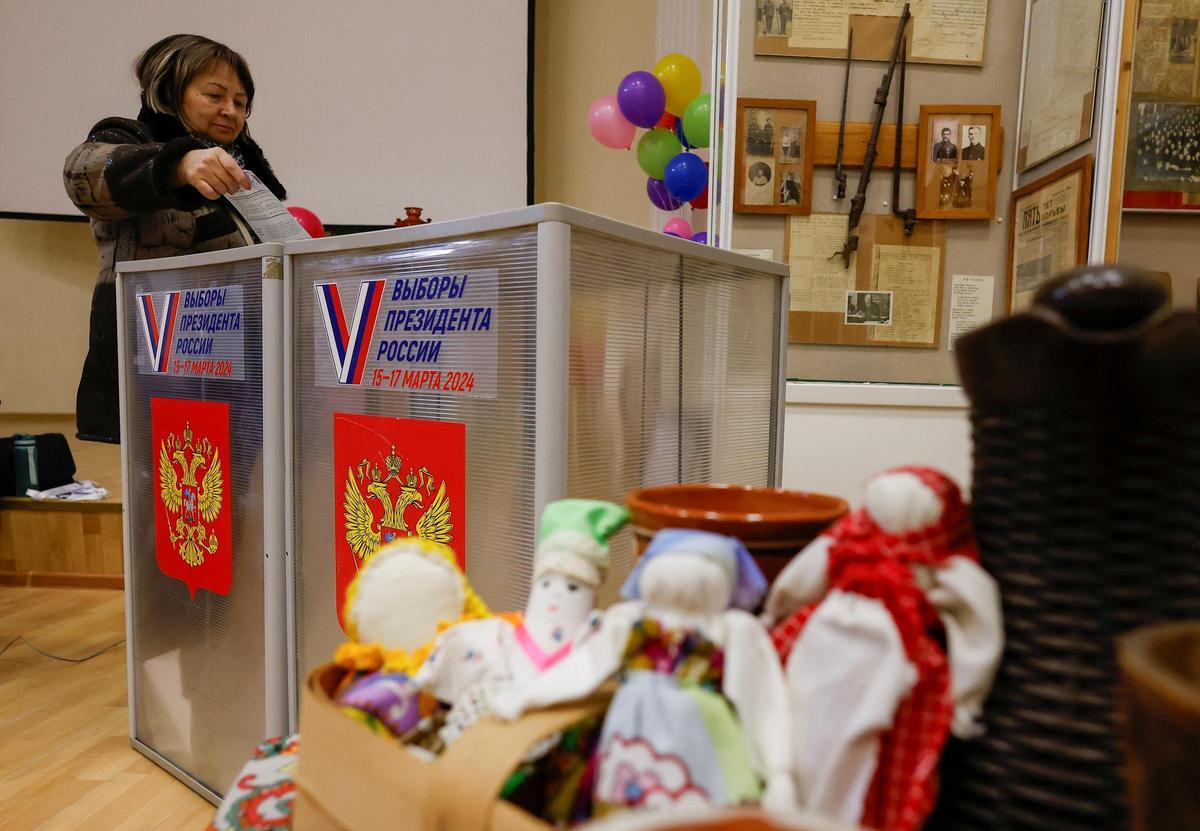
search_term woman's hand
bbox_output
[175,147,251,199]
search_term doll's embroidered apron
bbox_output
[593,619,761,814]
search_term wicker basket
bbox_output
[931,267,1200,830]
[1117,621,1200,831]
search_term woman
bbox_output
[64,34,286,443]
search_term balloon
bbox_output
[682,94,711,148]
[288,206,324,238]
[655,112,678,130]
[617,70,666,128]
[588,95,636,150]
[663,218,692,238]
[690,231,709,244]
[674,117,694,150]
[654,53,702,115]
[663,152,707,202]
[647,177,682,211]
[636,129,683,179]
[689,162,711,209]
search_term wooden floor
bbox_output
[0,587,213,830]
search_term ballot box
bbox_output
[116,244,287,802]
[284,204,788,723]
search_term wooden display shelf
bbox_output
[812,121,1003,172]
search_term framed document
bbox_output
[1007,155,1093,312]
[735,98,816,216]
[917,104,1002,221]
[754,0,989,67]
[1016,0,1104,172]
[786,213,945,348]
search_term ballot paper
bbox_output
[26,480,108,501]
[223,172,311,242]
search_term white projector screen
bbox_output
[0,0,529,225]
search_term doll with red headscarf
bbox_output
[763,467,1003,831]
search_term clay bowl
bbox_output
[626,483,849,585]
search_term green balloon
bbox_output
[682,94,711,149]
[636,129,683,179]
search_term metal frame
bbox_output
[260,257,288,738]
[115,242,285,797]
[533,222,572,525]
[283,254,300,731]
[282,203,786,279]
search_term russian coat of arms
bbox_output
[342,443,452,560]
[158,421,224,567]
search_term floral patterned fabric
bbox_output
[594,619,760,814]
[207,735,299,831]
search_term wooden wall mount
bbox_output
[813,121,1003,172]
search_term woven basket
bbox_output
[931,267,1200,830]
[1118,621,1200,831]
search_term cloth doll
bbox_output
[333,537,490,736]
[413,499,629,746]
[764,466,1003,831]
[495,528,796,816]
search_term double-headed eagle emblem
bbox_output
[158,422,223,567]
[343,444,452,561]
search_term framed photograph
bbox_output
[1122,99,1200,212]
[916,105,1001,221]
[1007,155,1093,312]
[735,98,816,216]
[1016,0,1103,172]
[844,291,893,326]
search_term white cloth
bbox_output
[785,590,916,823]
[764,536,831,626]
[924,555,1005,738]
[768,542,1004,824]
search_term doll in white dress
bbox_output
[495,528,796,816]
[764,466,1003,831]
[413,499,629,744]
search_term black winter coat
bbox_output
[63,109,285,442]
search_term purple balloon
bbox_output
[617,71,666,129]
[647,177,682,210]
[690,231,709,244]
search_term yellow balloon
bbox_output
[654,53,702,116]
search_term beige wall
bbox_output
[0,219,97,413]
[534,0,658,226]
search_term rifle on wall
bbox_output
[891,37,917,235]
[832,3,912,268]
[833,28,854,201]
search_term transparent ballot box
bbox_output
[285,204,788,721]
[116,244,287,802]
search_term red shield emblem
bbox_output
[332,413,467,631]
[151,397,234,598]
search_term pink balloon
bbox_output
[588,95,636,150]
[662,217,692,238]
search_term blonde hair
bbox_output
[135,34,255,122]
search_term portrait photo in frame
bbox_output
[735,98,816,215]
[916,104,1002,221]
